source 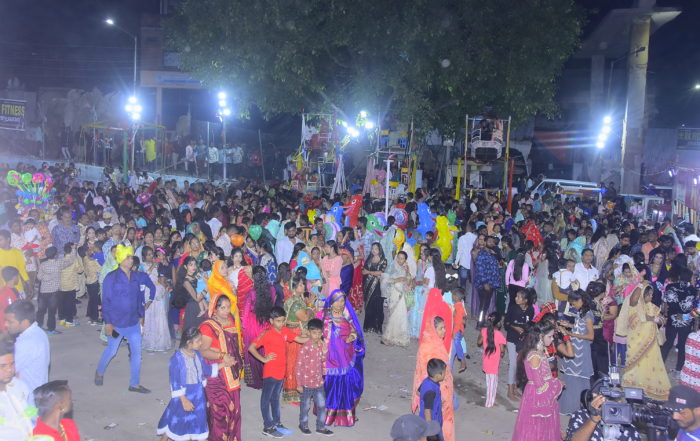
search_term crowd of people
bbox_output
[3,160,700,441]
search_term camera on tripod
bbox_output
[590,367,677,441]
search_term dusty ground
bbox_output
[48,302,602,441]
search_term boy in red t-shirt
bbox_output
[249,306,308,438]
[0,266,20,333]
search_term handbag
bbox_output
[404,289,415,310]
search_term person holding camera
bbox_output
[666,385,700,441]
[564,393,641,441]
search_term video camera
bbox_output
[591,367,677,441]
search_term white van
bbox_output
[531,179,602,200]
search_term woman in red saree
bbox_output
[199,293,244,441]
[412,288,455,441]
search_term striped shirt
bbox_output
[681,331,700,393]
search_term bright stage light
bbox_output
[348,127,360,137]
[218,91,227,100]
[364,121,375,129]
[601,125,611,134]
[359,111,368,118]
[105,18,115,25]
[222,108,232,116]
[603,115,612,124]
[596,141,604,149]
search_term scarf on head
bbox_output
[115,244,133,264]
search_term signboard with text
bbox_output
[677,127,700,150]
[0,99,26,131]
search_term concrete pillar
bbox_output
[620,15,650,194]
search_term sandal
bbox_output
[128,385,151,394]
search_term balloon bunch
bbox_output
[7,170,56,217]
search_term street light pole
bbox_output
[105,18,138,94]
[217,91,231,182]
[222,120,227,181]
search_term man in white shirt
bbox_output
[573,249,599,291]
[208,145,220,178]
[5,300,50,393]
[231,144,244,178]
[454,222,477,292]
[215,225,235,258]
[0,339,33,441]
[275,222,300,264]
[276,210,300,243]
[207,207,223,238]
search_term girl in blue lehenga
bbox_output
[157,327,232,441]
[323,289,365,426]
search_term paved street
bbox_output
[48,301,528,441]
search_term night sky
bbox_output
[0,0,698,128]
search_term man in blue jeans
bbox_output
[94,244,150,394]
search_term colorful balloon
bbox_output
[249,224,263,241]
[20,173,32,185]
[32,173,45,184]
[435,215,458,262]
[230,234,245,247]
[6,171,20,187]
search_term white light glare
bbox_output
[218,100,227,108]
[596,141,604,149]
[217,91,227,100]
[341,121,348,128]
[597,133,608,142]
[694,178,698,186]
[128,96,137,104]
[125,104,133,113]
[601,125,611,134]
[669,170,674,178]
[359,111,368,118]
[105,18,114,25]
[603,115,612,124]
[364,121,375,129]
[347,127,360,137]
[222,108,232,116]
[131,113,141,121]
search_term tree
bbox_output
[166,0,583,134]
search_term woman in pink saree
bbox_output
[511,322,563,441]
[321,240,343,297]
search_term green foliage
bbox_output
[166,0,583,133]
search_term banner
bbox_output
[0,99,26,131]
[677,127,700,150]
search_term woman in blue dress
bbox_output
[157,327,233,441]
[323,289,365,426]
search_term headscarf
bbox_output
[411,296,455,441]
[419,288,453,353]
[115,244,133,264]
[208,260,239,313]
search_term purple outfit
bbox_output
[512,351,563,441]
